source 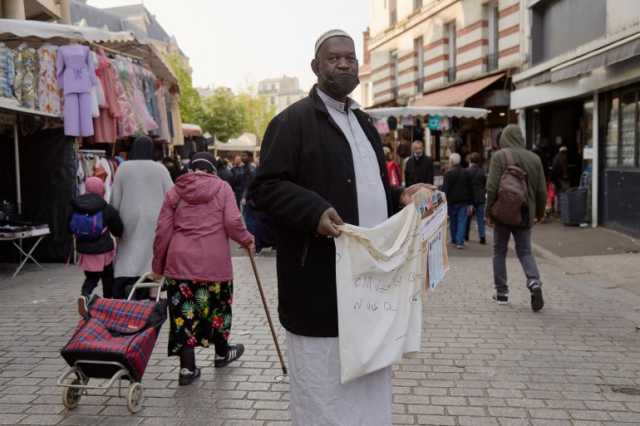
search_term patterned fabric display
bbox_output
[37,45,61,115]
[13,44,38,109]
[0,43,15,99]
[61,298,165,381]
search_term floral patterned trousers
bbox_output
[166,279,233,357]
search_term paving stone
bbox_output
[416,414,456,425]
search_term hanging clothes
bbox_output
[93,48,122,144]
[13,44,38,109]
[37,45,61,116]
[169,90,184,146]
[56,44,97,137]
[155,83,171,142]
[0,43,16,99]
[129,62,157,132]
[112,58,137,138]
[89,51,100,118]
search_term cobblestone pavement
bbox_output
[1,243,640,425]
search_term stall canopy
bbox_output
[0,19,177,85]
[214,133,260,152]
[410,73,504,108]
[365,106,489,120]
[183,123,203,138]
[0,18,133,43]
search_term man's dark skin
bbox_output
[311,36,434,237]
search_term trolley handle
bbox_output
[127,273,165,302]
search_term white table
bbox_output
[0,226,50,278]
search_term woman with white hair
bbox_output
[442,153,472,249]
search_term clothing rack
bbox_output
[89,42,144,62]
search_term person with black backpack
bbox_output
[486,125,547,312]
[69,176,124,316]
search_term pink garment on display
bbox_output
[129,63,157,132]
[113,59,138,138]
[93,48,122,144]
[375,119,390,135]
[155,83,171,142]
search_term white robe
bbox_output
[111,160,173,278]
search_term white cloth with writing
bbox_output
[335,195,448,383]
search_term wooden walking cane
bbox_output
[247,249,288,378]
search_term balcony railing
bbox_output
[487,53,499,72]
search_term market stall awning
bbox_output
[0,18,134,43]
[365,106,489,120]
[0,19,177,85]
[411,73,505,107]
[214,133,260,152]
[183,123,203,138]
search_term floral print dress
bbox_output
[166,279,233,357]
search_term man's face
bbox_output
[312,37,359,100]
[412,142,424,157]
[233,156,242,167]
[241,153,250,164]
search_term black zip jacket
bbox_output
[405,154,434,186]
[442,165,472,205]
[69,194,124,255]
[249,86,402,337]
[467,165,487,205]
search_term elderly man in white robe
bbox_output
[250,30,431,425]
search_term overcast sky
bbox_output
[88,0,370,92]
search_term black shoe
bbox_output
[492,293,509,305]
[214,344,245,368]
[178,367,201,386]
[480,237,486,245]
[529,283,544,312]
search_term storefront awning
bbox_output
[411,73,505,107]
[183,123,203,138]
[0,18,134,43]
[551,33,640,82]
[365,106,489,120]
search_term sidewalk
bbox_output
[2,251,640,425]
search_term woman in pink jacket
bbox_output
[152,152,254,386]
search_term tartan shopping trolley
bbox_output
[57,274,166,413]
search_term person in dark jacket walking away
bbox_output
[404,140,434,186]
[486,124,547,312]
[250,29,432,426]
[442,153,472,249]
[70,177,124,316]
[231,151,256,207]
[216,158,234,186]
[465,152,487,244]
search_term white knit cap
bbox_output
[314,29,353,56]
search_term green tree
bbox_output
[236,91,276,142]
[165,53,203,124]
[200,88,245,142]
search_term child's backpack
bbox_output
[70,211,106,242]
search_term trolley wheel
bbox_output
[127,382,144,414]
[62,379,82,410]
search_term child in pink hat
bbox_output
[69,176,124,316]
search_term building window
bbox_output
[414,0,422,12]
[389,0,397,26]
[604,90,640,168]
[415,37,424,94]
[531,0,606,65]
[445,21,456,82]
[486,2,499,72]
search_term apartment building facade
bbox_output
[360,0,525,163]
[511,0,640,236]
[0,0,71,22]
[258,76,306,114]
[362,0,524,108]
